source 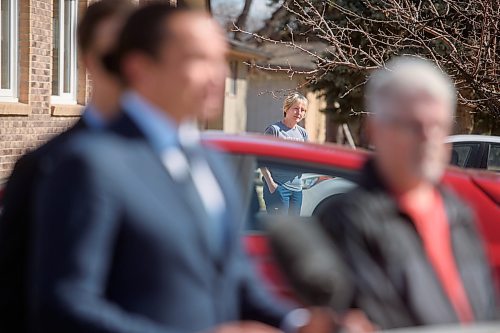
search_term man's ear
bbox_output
[122,52,152,86]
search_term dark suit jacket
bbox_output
[30,113,291,333]
[0,119,87,333]
[319,159,497,329]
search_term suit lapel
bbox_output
[442,189,491,320]
[110,112,220,267]
[71,118,88,131]
[203,151,242,265]
[174,170,221,265]
[108,111,144,139]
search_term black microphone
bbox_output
[264,216,353,312]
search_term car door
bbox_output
[212,134,499,301]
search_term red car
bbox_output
[0,132,499,300]
[202,132,500,299]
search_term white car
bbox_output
[253,172,355,218]
[447,135,500,171]
[300,173,355,216]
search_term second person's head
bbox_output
[365,56,455,191]
[282,92,308,126]
[78,0,134,115]
[104,3,229,123]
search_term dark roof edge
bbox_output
[228,39,269,59]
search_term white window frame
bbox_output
[51,0,78,105]
[0,0,19,102]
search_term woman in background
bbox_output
[261,92,309,215]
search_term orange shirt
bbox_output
[398,189,474,323]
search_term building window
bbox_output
[229,60,238,96]
[52,0,78,104]
[0,0,18,101]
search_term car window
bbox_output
[247,158,358,231]
[451,143,479,167]
[487,144,500,172]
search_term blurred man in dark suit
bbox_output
[0,1,134,331]
[319,57,497,329]
[30,4,331,333]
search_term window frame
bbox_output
[51,0,78,105]
[0,0,19,101]
[229,60,238,96]
[451,142,482,168]
[486,143,500,172]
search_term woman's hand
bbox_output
[260,167,279,194]
[268,181,279,194]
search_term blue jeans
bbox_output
[263,183,303,215]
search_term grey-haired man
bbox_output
[319,57,497,329]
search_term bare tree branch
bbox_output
[241,0,500,118]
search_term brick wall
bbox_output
[0,0,91,180]
[0,0,190,180]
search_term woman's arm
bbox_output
[261,125,281,194]
[260,167,278,194]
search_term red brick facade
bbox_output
[0,0,197,180]
[0,0,92,180]
[0,0,143,180]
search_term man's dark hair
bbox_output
[102,2,190,80]
[77,0,134,54]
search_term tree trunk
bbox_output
[233,0,253,40]
[325,113,339,143]
[256,0,291,40]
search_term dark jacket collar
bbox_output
[107,111,146,140]
[358,158,394,194]
[360,158,446,197]
[360,158,467,229]
[360,158,388,191]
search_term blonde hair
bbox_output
[283,92,308,117]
